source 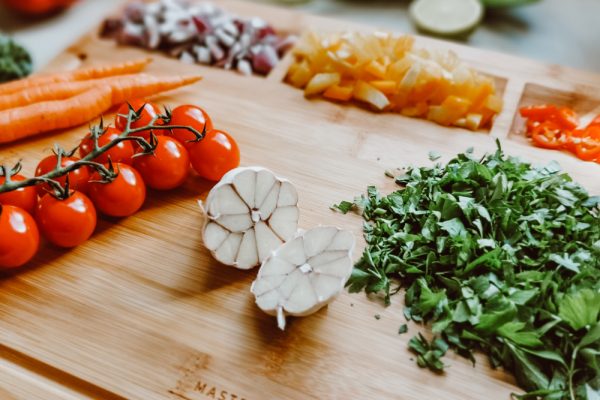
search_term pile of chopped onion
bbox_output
[286,31,503,130]
[101,0,296,76]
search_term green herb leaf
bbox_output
[559,289,600,330]
[398,324,408,334]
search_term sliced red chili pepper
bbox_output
[563,129,585,152]
[530,121,566,150]
[574,126,600,161]
[554,106,579,130]
[520,104,558,122]
[525,119,540,135]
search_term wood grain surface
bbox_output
[0,1,599,399]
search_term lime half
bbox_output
[410,0,484,37]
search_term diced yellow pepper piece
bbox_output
[354,80,390,110]
[364,60,387,79]
[323,85,354,101]
[369,80,397,95]
[304,73,341,96]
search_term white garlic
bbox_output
[251,226,354,330]
[200,167,300,270]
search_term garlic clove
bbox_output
[208,184,248,216]
[236,228,258,269]
[215,232,242,265]
[232,168,256,209]
[303,226,338,258]
[254,169,276,208]
[254,221,282,262]
[215,213,253,232]
[277,181,298,207]
[259,257,295,277]
[258,181,280,220]
[269,206,299,240]
[203,222,228,251]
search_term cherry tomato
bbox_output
[35,155,90,196]
[36,191,96,248]
[530,121,566,150]
[114,100,162,144]
[88,163,146,217]
[133,136,190,190]
[574,126,600,161]
[0,205,39,269]
[79,127,134,164]
[520,105,558,122]
[0,174,37,215]
[188,129,240,181]
[168,105,214,148]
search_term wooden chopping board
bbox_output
[1,1,599,399]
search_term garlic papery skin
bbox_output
[251,226,354,330]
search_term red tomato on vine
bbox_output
[87,163,146,217]
[35,155,90,196]
[0,205,39,269]
[36,191,96,248]
[79,127,134,164]
[0,174,37,214]
[133,136,190,190]
[167,105,213,148]
[188,129,240,181]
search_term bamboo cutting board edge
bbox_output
[1,1,599,400]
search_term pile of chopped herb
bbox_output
[0,35,32,83]
[334,143,600,399]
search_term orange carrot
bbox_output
[0,72,200,111]
[0,58,152,96]
[0,86,113,144]
[107,74,202,104]
[0,73,202,144]
[0,80,93,111]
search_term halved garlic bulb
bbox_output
[201,167,300,269]
[251,226,354,330]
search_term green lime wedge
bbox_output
[409,0,484,37]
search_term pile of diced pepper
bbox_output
[520,104,600,163]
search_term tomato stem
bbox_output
[0,110,203,195]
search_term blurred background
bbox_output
[0,0,599,72]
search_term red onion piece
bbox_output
[252,45,278,75]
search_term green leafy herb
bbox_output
[338,143,600,399]
[399,323,408,334]
[0,35,32,83]
[408,333,448,372]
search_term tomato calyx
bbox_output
[0,162,24,181]
[186,118,208,145]
[131,131,160,159]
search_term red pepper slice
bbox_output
[554,107,579,130]
[525,119,540,134]
[520,104,558,122]
[563,129,585,152]
[574,126,600,161]
[530,121,566,150]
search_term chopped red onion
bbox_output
[101,0,295,76]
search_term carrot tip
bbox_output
[182,76,203,84]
